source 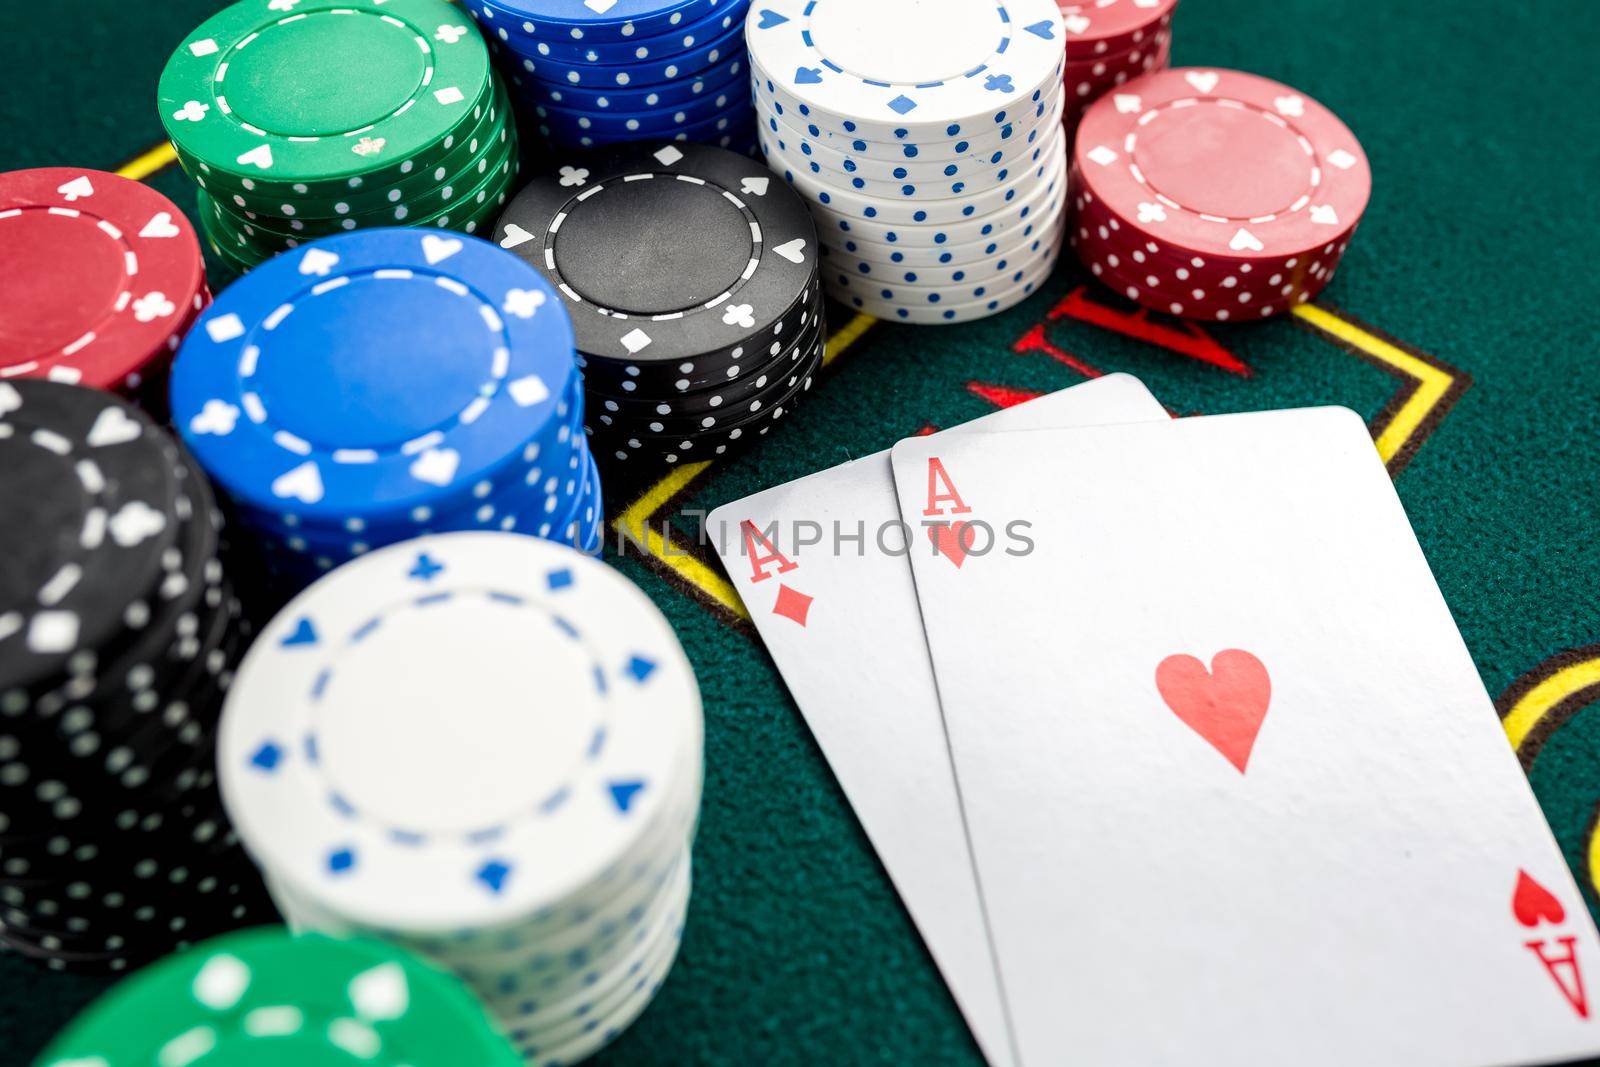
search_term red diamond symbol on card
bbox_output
[772,583,813,626]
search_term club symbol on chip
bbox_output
[188,399,240,437]
[298,248,339,277]
[132,292,176,323]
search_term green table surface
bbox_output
[5,0,1600,1063]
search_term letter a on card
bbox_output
[737,520,812,626]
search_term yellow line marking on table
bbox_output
[119,143,179,182]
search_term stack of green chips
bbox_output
[158,0,519,273]
[32,927,524,1066]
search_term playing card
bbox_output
[707,375,1169,1065]
[891,407,1600,1066]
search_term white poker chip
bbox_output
[823,201,1066,298]
[753,74,1064,165]
[754,78,1061,164]
[819,198,1063,273]
[819,186,1064,267]
[745,0,1066,140]
[759,120,1057,203]
[820,235,1051,289]
[219,531,703,933]
[762,124,1064,227]
[804,136,1066,249]
[832,228,1064,323]
[754,79,1064,180]
[762,101,1058,184]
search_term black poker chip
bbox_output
[586,284,824,404]
[589,319,826,465]
[495,143,824,462]
[496,142,819,366]
[574,277,823,395]
[0,381,272,973]
[0,381,182,695]
[589,309,824,433]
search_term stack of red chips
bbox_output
[1059,0,1178,131]
[0,169,210,415]
[1070,67,1372,321]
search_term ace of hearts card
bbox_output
[891,406,1600,1067]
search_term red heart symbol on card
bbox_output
[928,521,972,569]
[1154,649,1271,773]
[1513,869,1566,928]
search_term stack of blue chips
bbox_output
[169,228,603,592]
[471,0,757,152]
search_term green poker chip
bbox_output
[33,927,522,1067]
[201,214,258,277]
[158,0,492,197]
[206,118,518,245]
[197,140,517,266]
[189,80,513,221]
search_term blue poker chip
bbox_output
[473,0,719,41]
[531,75,746,134]
[545,102,754,151]
[535,93,753,143]
[170,229,579,526]
[513,51,747,112]
[475,0,746,65]
[231,370,593,569]
[504,15,745,89]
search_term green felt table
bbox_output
[5,0,1600,1063]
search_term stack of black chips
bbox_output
[0,381,271,972]
[493,142,825,466]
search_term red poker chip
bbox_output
[0,168,206,393]
[1073,68,1371,263]
[1070,175,1356,321]
[1071,210,1354,320]
[1071,180,1356,279]
[1062,28,1169,76]
[1070,220,1351,321]
[1057,0,1179,59]
[1063,31,1170,111]
[124,286,214,417]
